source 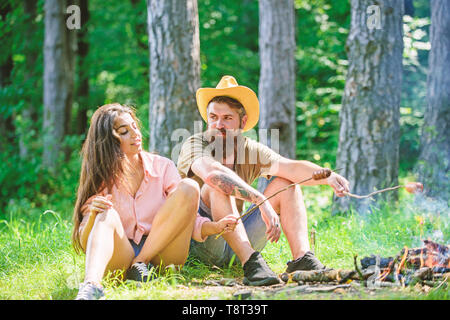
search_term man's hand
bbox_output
[327,172,350,197]
[259,202,281,243]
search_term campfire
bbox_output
[278,180,449,292]
[279,239,449,292]
[358,239,449,288]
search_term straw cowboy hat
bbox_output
[196,75,259,132]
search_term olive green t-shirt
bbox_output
[176,132,281,211]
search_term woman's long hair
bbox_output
[71,103,140,254]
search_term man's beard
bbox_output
[205,128,241,162]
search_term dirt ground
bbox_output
[180,277,443,300]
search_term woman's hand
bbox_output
[90,194,113,214]
[214,215,239,235]
[326,172,350,197]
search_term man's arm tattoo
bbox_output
[206,172,261,203]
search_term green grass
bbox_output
[0,182,448,300]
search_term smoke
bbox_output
[406,192,449,246]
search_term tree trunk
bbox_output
[257,0,296,191]
[43,0,74,169]
[0,1,15,147]
[333,0,404,214]
[416,0,450,200]
[18,0,39,159]
[75,0,90,136]
[146,0,201,160]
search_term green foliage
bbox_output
[294,0,350,167]
[198,0,260,89]
[0,0,149,214]
[400,13,431,174]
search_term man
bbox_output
[177,76,350,286]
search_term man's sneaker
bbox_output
[126,261,156,282]
[243,251,280,286]
[75,282,105,300]
[285,251,327,273]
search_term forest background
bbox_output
[0,0,436,212]
[0,0,448,300]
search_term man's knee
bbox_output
[264,177,300,212]
[202,182,229,202]
[200,183,223,209]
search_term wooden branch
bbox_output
[273,284,352,295]
[343,186,403,199]
[287,269,356,284]
[414,267,433,281]
[343,182,423,200]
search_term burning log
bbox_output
[407,255,450,270]
[360,255,394,269]
[399,240,449,258]
[423,239,449,255]
[401,240,449,270]
[361,240,449,272]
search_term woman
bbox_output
[72,103,238,300]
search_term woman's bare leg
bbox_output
[82,208,135,285]
[133,178,200,268]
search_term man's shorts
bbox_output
[189,197,268,267]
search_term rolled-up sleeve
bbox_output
[164,155,210,242]
[192,215,211,242]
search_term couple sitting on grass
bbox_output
[72,75,350,300]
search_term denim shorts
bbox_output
[130,235,147,257]
[189,199,268,267]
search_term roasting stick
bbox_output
[343,182,424,199]
[214,168,336,240]
[343,186,403,199]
